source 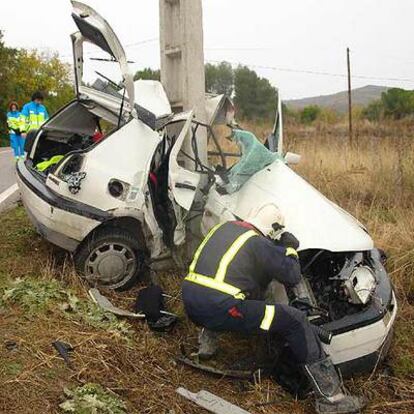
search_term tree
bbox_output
[0,32,74,146]
[0,32,18,145]
[361,88,414,121]
[133,68,160,81]
[234,65,277,120]
[10,50,74,113]
[381,88,414,120]
[362,100,384,122]
[300,105,321,124]
[205,62,234,96]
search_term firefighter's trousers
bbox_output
[182,281,324,364]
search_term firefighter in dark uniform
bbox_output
[182,204,365,414]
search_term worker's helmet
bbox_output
[247,203,285,240]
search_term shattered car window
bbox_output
[221,129,283,194]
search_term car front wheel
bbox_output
[74,227,145,291]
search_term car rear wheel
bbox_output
[74,227,145,291]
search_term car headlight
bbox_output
[344,266,377,305]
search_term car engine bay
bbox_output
[298,250,382,324]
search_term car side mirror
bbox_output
[285,152,301,165]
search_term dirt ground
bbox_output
[1,120,413,413]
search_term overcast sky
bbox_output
[1,0,413,99]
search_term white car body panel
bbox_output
[325,292,397,364]
[78,86,132,120]
[17,172,99,245]
[205,94,235,126]
[204,159,374,252]
[133,80,172,118]
[48,119,161,212]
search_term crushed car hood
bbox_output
[217,159,374,252]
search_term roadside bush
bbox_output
[362,100,384,122]
[300,105,321,124]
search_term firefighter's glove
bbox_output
[279,232,300,250]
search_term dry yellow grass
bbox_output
[0,119,413,413]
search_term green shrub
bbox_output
[300,105,321,124]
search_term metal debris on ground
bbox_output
[177,354,254,379]
[88,288,145,319]
[4,340,18,352]
[176,387,251,414]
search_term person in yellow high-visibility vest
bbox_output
[20,91,49,138]
[7,102,24,161]
[182,204,365,414]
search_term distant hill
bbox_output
[285,85,390,113]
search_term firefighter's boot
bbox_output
[304,357,366,414]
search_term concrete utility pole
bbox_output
[347,47,353,146]
[159,0,206,122]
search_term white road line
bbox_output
[0,183,19,206]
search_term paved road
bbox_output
[0,147,20,212]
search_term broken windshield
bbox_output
[221,129,283,194]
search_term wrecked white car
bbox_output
[17,1,396,377]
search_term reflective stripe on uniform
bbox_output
[186,224,259,300]
[21,112,46,132]
[20,114,29,132]
[286,247,299,258]
[189,223,223,273]
[8,119,20,129]
[215,230,258,282]
[260,305,275,331]
[185,272,246,300]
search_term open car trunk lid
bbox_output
[71,1,135,107]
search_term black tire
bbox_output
[74,227,145,291]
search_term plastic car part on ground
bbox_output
[52,341,74,368]
[88,288,145,319]
[221,129,283,194]
[177,387,251,414]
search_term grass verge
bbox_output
[1,119,414,413]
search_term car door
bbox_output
[265,89,284,155]
[166,111,206,245]
[168,111,201,211]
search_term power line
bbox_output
[206,46,414,67]
[123,37,158,48]
[59,36,159,59]
[38,36,414,84]
[205,47,272,51]
[206,59,414,84]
